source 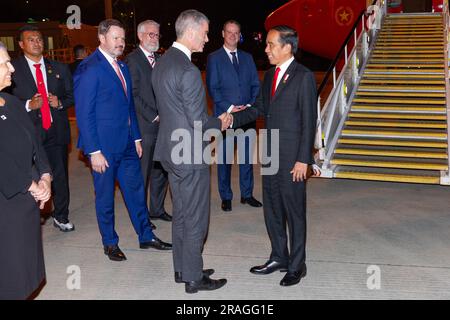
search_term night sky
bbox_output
[1,0,289,45]
[1,0,330,70]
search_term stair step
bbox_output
[335,147,447,159]
[348,112,446,120]
[366,64,444,68]
[360,79,445,85]
[338,138,448,148]
[331,158,448,170]
[364,70,444,76]
[370,59,445,63]
[373,50,443,54]
[376,41,444,45]
[358,85,444,92]
[345,120,447,129]
[377,34,443,38]
[353,97,445,105]
[334,171,441,184]
[351,105,446,113]
[363,73,444,78]
[356,91,445,98]
[341,129,447,139]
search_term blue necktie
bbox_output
[231,52,239,74]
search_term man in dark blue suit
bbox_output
[74,19,171,261]
[206,20,262,212]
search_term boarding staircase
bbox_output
[317,1,450,185]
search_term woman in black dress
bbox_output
[0,41,52,299]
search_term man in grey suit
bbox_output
[152,9,231,294]
[126,20,171,229]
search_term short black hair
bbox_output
[18,24,42,41]
[73,44,85,58]
[270,25,298,55]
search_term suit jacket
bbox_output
[69,59,83,76]
[0,92,51,199]
[206,48,260,117]
[151,47,222,169]
[74,48,141,155]
[10,55,74,145]
[125,48,159,135]
[232,60,317,169]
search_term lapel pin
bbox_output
[283,74,289,83]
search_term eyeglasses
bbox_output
[146,32,161,39]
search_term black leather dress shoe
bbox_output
[140,236,172,250]
[250,260,288,275]
[221,200,232,212]
[104,245,127,261]
[280,266,307,286]
[175,269,215,283]
[241,196,262,207]
[185,275,227,294]
[150,212,172,222]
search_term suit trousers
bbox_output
[262,168,307,272]
[216,128,256,200]
[140,131,169,217]
[92,137,154,246]
[162,162,210,282]
[42,125,70,222]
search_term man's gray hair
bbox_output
[0,41,6,51]
[137,20,160,33]
[175,9,209,38]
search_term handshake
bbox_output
[217,105,249,131]
[218,112,233,131]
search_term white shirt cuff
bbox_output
[25,100,32,112]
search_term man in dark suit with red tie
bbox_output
[11,25,74,232]
[230,25,318,287]
[125,20,171,228]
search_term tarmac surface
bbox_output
[35,123,450,300]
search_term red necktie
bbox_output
[33,63,51,130]
[148,53,155,68]
[112,60,127,96]
[271,67,281,98]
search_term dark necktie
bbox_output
[230,52,239,74]
[33,63,51,130]
[271,67,281,98]
[148,53,155,68]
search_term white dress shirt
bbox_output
[24,55,48,113]
[274,56,295,91]
[172,42,192,61]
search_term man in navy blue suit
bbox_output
[74,19,171,261]
[206,20,262,212]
